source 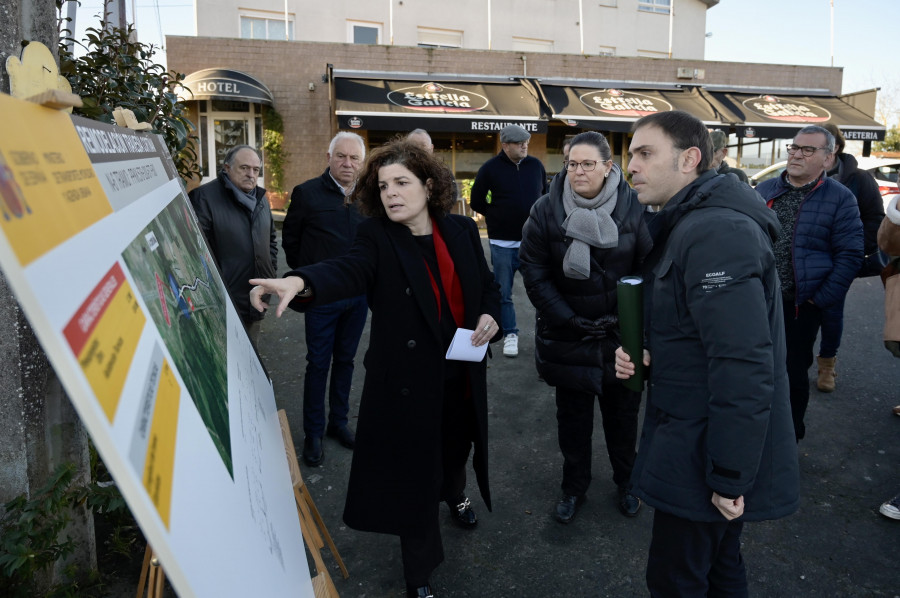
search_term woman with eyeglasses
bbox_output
[519,131,652,524]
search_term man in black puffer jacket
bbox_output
[616,112,798,597]
[520,132,652,524]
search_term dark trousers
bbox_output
[400,373,473,586]
[556,383,641,495]
[783,299,822,441]
[440,372,476,503]
[400,514,444,587]
[302,295,368,437]
[647,510,747,598]
[242,318,261,352]
[818,297,845,358]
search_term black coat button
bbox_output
[400,388,410,396]
[407,340,416,348]
[405,287,412,295]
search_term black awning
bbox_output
[707,92,885,141]
[181,69,274,105]
[334,78,547,134]
[540,86,733,132]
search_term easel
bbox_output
[278,409,349,598]
[136,545,165,598]
[135,412,349,598]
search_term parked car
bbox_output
[749,157,900,208]
[749,161,787,188]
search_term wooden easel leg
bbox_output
[278,409,349,590]
[136,545,152,598]
[300,485,349,579]
[137,545,166,598]
[295,486,325,549]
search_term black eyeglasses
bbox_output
[786,144,828,157]
[565,160,598,172]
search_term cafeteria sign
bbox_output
[580,89,673,117]
[742,95,831,123]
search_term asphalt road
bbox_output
[259,231,899,598]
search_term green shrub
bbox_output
[0,464,78,596]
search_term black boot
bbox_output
[301,435,324,467]
[555,494,585,524]
[617,485,641,517]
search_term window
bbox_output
[417,27,463,48]
[637,49,668,58]
[239,14,294,40]
[348,20,382,44]
[512,37,553,53]
[598,0,617,6]
[638,0,671,14]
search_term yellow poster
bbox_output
[0,93,111,266]
[144,359,180,528]
[63,263,146,421]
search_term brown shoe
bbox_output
[816,355,836,392]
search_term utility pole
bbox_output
[104,0,128,30]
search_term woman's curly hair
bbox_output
[351,139,456,219]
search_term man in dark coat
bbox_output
[470,124,548,358]
[709,129,749,183]
[616,111,799,597]
[189,144,277,345]
[814,123,885,392]
[756,126,863,441]
[282,132,368,466]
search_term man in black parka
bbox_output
[615,111,799,597]
[189,145,277,345]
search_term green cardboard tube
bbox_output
[617,276,644,392]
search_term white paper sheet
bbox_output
[445,328,489,362]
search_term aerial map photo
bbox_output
[122,194,233,477]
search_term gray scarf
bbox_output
[561,164,621,279]
[223,172,259,212]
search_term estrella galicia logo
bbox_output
[348,117,363,129]
[387,83,489,113]
[744,127,757,138]
[742,95,830,123]
[579,89,673,117]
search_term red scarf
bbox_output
[424,219,465,327]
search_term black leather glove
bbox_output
[569,316,608,338]
[593,314,618,332]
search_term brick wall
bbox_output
[167,36,844,188]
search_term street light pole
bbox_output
[668,0,675,59]
[579,0,584,55]
[830,0,834,67]
[488,0,492,50]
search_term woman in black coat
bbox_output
[250,140,501,598]
[519,131,652,524]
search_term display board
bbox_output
[0,91,312,597]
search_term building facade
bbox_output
[194,0,716,60]
[168,0,882,196]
